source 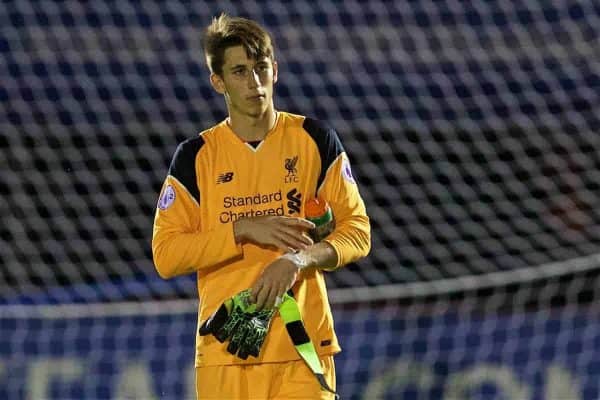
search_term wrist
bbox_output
[281,251,314,270]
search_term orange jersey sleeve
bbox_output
[152,137,243,278]
[302,118,371,268]
[319,152,371,267]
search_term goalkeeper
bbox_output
[152,13,370,400]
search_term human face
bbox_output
[210,45,278,119]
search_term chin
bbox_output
[246,107,269,118]
[244,110,262,118]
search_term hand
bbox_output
[234,216,315,252]
[251,256,302,310]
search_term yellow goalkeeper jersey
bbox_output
[152,111,370,367]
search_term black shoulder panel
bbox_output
[302,118,345,190]
[168,136,205,204]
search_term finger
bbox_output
[262,284,279,310]
[274,228,313,249]
[281,217,316,230]
[273,294,283,308]
[255,287,267,311]
[266,238,296,253]
[250,280,264,304]
[269,280,288,310]
[264,298,274,310]
[266,286,281,311]
[272,285,286,309]
[279,241,298,253]
[300,232,314,246]
[267,232,304,253]
[255,284,273,311]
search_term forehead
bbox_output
[222,45,270,68]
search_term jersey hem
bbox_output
[194,348,341,368]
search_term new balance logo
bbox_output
[286,188,302,214]
[216,172,234,184]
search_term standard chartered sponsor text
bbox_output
[223,190,282,208]
[220,190,284,223]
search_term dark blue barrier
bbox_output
[0,303,598,399]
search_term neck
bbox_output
[227,105,277,142]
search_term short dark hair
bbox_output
[202,13,275,76]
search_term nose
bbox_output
[248,68,260,88]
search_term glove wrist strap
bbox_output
[279,295,339,399]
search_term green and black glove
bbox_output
[199,289,275,360]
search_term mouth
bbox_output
[247,94,266,101]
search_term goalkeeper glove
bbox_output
[199,289,275,360]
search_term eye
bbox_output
[255,64,269,73]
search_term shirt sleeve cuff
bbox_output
[322,238,343,270]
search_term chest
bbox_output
[198,140,321,226]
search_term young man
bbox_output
[152,13,370,399]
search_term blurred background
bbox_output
[1,1,600,399]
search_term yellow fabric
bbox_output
[152,111,370,367]
[196,356,336,400]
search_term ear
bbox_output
[272,61,278,84]
[210,73,226,95]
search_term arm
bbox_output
[306,117,371,267]
[152,138,244,279]
[319,152,371,268]
[251,122,371,309]
[153,181,317,279]
[283,241,338,270]
[152,178,243,279]
[250,153,370,310]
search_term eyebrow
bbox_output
[228,59,269,70]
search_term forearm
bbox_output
[280,215,370,271]
[290,241,338,270]
[152,224,242,279]
[323,215,371,268]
